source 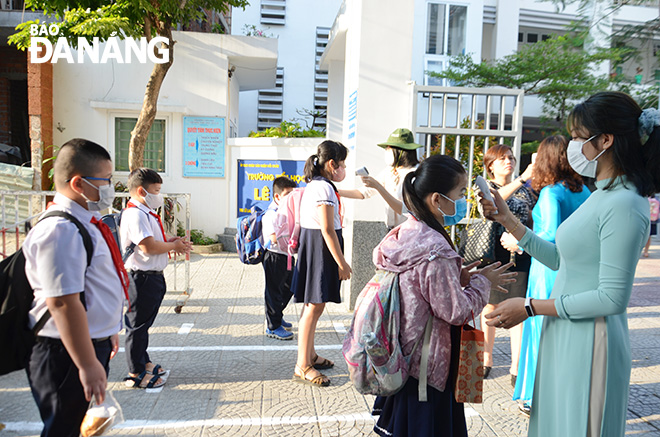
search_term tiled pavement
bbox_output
[1,239,659,436]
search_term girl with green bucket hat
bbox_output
[341,128,424,229]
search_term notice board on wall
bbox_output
[183,116,225,177]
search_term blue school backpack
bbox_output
[101,211,137,262]
[342,270,432,401]
[236,206,267,264]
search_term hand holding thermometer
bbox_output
[355,166,369,176]
[475,175,498,215]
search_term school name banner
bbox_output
[183,116,225,178]
[236,159,306,217]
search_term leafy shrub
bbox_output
[190,229,217,246]
[248,121,324,138]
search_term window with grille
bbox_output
[257,68,284,131]
[424,3,467,87]
[261,0,285,25]
[313,27,330,130]
[115,118,166,172]
[426,3,467,56]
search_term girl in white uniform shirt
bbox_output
[340,128,422,230]
[23,139,126,437]
[292,140,352,387]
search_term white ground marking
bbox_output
[177,323,194,334]
[333,322,347,335]
[116,344,342,353]
[3,413,377,432]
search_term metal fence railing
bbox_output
[409,83,525,238]
[0,190,194,313]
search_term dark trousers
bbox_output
[26,337,112,437]
[124,271,166,374]
[263,251,293,330]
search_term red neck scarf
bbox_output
[126,201,170,259]
[90,217,130,301]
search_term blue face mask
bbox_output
[439,193,468,226]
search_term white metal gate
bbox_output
[409,83,525,183]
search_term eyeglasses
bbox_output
[64,176,113,185]
[83,176,112,184]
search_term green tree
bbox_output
[430,33,632,124]
[9,0,248,170]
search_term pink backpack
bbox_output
[342,270,432,400]
[649,197,659,222]
[277,187,305,270]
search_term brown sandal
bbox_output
[312,354,334,370]
[293,365,330,386]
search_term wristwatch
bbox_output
[524,297,535,317]
[517,176,527,185]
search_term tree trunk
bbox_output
[128,28,175,171]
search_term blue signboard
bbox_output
[183,116,225,177]
[237,159,307,217]
[347,90,358,150]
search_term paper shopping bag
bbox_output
[454,323,485,403]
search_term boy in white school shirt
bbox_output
[120,168,191,389]
[262,176,297,340]
[23,138,128,437]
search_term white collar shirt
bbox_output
[23,193,124,339]
[299,179,342,230]
[120,198,168,272]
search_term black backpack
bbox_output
[0,211,93,376]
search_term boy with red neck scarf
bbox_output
[120,168,191,389]
[23,138,126,437]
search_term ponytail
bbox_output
[402,155,465,249]
[304,154,320,182]
[643,125,660,195]
[304,140,349,183]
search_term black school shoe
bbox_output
[483,366,492,379]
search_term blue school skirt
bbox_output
[372,325,466,437]
[292,228,343,304]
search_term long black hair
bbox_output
[567,91,660,196]
[304,140,349,183]
[402,154,466,248]
[390,147,419,169]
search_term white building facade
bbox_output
[231,0,343,136]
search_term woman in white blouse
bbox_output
[342,128,423,229]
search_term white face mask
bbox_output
[81,178,115,211]
[144,191,164,210]
[567,135,607,179]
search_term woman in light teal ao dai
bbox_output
[505,136,590,416]
[480,92,660,436]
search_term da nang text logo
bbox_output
[28,24,170,64]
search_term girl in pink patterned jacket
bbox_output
[372,154,515,437]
